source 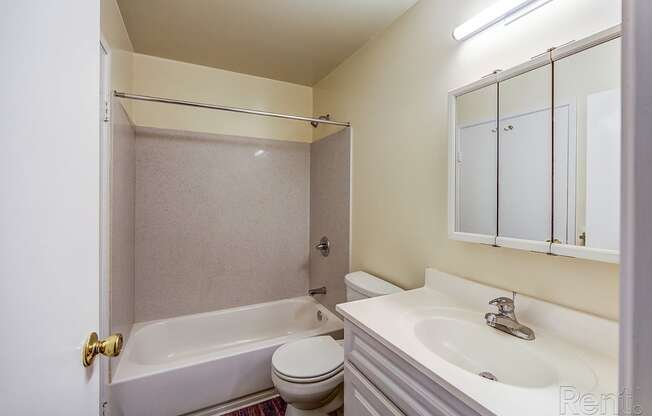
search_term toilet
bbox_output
[271,272,403,415]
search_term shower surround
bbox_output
[109,101,351,324]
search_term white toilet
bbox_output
[271,272,403,415]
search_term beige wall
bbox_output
[101,0,132,52]
[101,0,133,114]
[130,53,314,142]
[101,0,314,142]
[313,0,621,319]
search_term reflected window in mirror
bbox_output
[553,38,621,251]
[498,65,552,244]
[455,84,498,237]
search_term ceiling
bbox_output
[116,0,419,86]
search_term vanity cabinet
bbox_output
[343,321,485,416]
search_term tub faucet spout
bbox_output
[308,287,327,296]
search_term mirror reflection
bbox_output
[455,84,498,236]
[498,65,552,242]
[553,38,621,251]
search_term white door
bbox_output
[457,120,497,235]
[586,88,621,250]
[0,2,101,415]
[553,105,576,244]
[499,109,552,241]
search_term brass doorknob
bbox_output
[82,332,123,367]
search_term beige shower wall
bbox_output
[110,102,135,375]
[309,129,351,313]
[134,128,311,321]
[313,0,621,319]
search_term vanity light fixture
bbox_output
[452,0,553,41]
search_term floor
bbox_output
[223,397,340,416]
[222,397,287,416]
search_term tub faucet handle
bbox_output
[314,236,330,257]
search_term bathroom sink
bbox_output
[412,308,597,389]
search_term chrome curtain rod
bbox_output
[114,91,351,127]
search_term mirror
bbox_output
[553,38,621,253]
[454,84,498,238]
[448,26,620,262]
[497,65,552,247]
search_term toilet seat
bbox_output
[272,336,344,384]
[273,364,343,384]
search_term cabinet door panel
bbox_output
[498,64,553,247]
[553,38,621,253]
[344,363,404,416]
[452,83,498,241]
[344,323,485,416]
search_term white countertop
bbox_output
[336,269,619,416]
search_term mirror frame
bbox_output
[448,24,621,263]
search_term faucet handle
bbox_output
[489,297,514,314]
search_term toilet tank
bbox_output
[344,271,403,301]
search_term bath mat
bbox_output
[222,397,286,416]
[223,397,340,416]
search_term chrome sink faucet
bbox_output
[484,295,535,341]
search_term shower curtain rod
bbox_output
[113,91,351,127]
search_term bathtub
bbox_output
[111,296,343,416]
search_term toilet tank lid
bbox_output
[344,271,403,298]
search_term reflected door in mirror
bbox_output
[553,38,621,251]
[498,65,552,243]
[455,84,498,236]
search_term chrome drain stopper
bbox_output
[478,371,497,381]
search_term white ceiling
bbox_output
[116,0,419,86]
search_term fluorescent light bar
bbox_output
[452,0,542,41]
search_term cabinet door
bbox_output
[344,323,485,416]
[345,363,405,416]
[497,64,553,253]
[551,37,621,262]
[450,82,498,245]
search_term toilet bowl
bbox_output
[271,336,344,416]
[272,272,404,415]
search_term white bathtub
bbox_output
[111,296,343,416]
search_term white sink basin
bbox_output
[413,308,597,389]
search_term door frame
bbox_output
[99,36,113,413]
[620,1,652,414]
